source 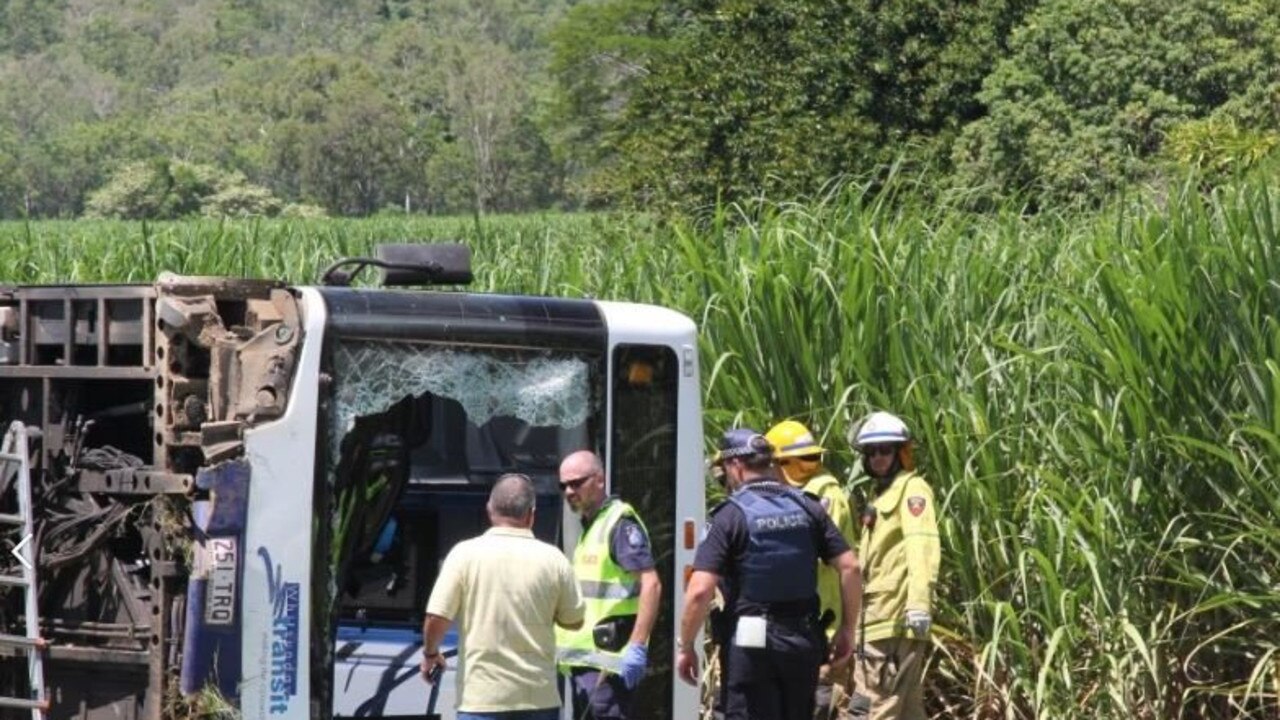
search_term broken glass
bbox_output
[319,341,599,647]
[330,342,593,454]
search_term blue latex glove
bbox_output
[618,643,648,689]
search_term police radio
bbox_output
[592,615,636,653]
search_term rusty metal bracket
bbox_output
[76,469,194,495]
[199,421,243,464]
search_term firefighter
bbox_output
[766,420,859,719]
[556,450,661,720]
[677,429,860,720]
[848,412,941,720]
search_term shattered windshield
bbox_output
[318,341,601,640]
[330,342,594,455]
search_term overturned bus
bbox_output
[0,244,704,719]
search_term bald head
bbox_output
[559,450,603,478]
[488,473,536,527]
[559,450,606,516]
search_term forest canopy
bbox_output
[1,0,1277,218]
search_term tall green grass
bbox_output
[2,181,1277,718]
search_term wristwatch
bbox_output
[676,638,690,652]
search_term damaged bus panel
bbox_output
[0,250,703,720]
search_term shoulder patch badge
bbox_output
[907,496,927,517]
[626,524,647,548]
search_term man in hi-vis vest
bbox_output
[556,450,662,720]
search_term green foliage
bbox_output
[552,0,1037,212]
[952,0,1280,207]
[4,177,1279,716]
[1163,118,1280,184]
[6,0,1280,216]
[296,60,417,215]
[83,160,179,220]
[201,183,284,218]
[0,0,574,219]
[421,0,572,214]
[855,0,1037,136]
[617,0,876,211]
[0,0,65,56]
[0,124,23,215]
[280,201,330,218]
[165,681,240,720]
[84,159,290,219]
[543,0,680,205]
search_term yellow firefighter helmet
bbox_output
[765,420,825,459]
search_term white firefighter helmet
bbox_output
[851,411,911,449]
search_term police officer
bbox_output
[556,450,661,720]
[677,429,861,720]
[766,420,859,719]
[848,412,941,720]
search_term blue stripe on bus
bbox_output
[335,624,459,647]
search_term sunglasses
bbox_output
[559,473,595,492]
[863,445,897,457]
[778,455,820,466]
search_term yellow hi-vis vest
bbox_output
[556,499,644,672]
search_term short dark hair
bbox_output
[489,473,536,519]
[732,453,774,472]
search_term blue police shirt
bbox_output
[611,518,655,572]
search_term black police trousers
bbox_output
[568,667,634,720]
[718,615,826,720]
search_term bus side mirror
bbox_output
[320,242,473,287]
[376,243,473,287]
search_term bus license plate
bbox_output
[205,537,238,626]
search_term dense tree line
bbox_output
[0,0,565,218]
[1,0,1278,219]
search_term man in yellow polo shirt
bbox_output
[421,473,586,720]
[766,420,859,720]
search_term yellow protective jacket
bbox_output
[803,472,857,638]
[859,470,940,642]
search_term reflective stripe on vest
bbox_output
[556,499,646,670]
[555,647,626,673]
[579,578,640,600]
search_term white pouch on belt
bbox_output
[734,616,768,648]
